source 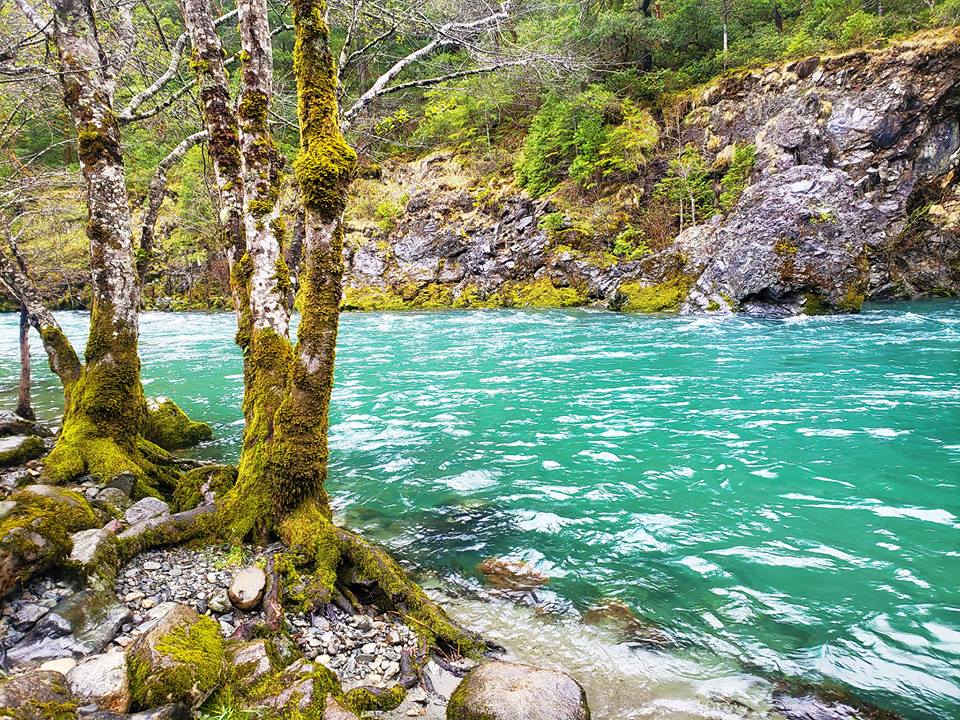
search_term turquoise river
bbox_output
[1,302,958,720]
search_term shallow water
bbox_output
[1,302,958,719]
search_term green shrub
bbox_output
[719,143,756,212]
[654,144,716,228]
[611,226,650,261]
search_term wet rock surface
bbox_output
[447,661,591,720]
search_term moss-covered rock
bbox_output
[172,465,237,512]
[127,604,226,710]
[447,661,590,720]
[0,670,77,720]
[0,486,97,599]
[0,435,46,467]
[143,398,213,451]
[618,277,691,313]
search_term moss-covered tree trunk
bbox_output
[37,0,151,485]
[179,0,480,656]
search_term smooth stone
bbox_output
[123,497,169,525]
[67,652,131,713]
[0,436,45,467]
[446,661,590,720]
[69,527,116,567]
[0,410,52,438]
[6,589,131,668]
[322,696,360,720]
[39,657,78,674]
[228,566,266,610]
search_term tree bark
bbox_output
[182,0,252,347]
[16,305,33,420]
[38,0,148,485]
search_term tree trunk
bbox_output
[16,305,34,420]
[182,0,253,348]
[33,0,173,489]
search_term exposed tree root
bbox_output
[278,500,486,658]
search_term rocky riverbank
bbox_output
[0,410,915,720]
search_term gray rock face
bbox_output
[66,652,131,713]
[679,165,882,314]
[344,35,959,315]
[228,566,266,610]
[447,661,590,720]
[6,589,131,668]
[69,527,116,567]
[124,497,169,525]
[231,640,273,683]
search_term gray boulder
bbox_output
[124,497,169,525]
[0,411,52,438]
[67,652,131,712]
[6,589,131,668]
[447,661,590,720]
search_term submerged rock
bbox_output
[581,599,672,647]
[477,558,549,591]
[447,661,590,720]
[228,566,266,610]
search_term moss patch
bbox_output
[619,277,691,313]
[0,436,45,467]
[128,614,226,709]
[143,398,213,450]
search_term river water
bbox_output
[1,302,958,719]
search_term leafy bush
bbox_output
[719,144,756,211]
[516,86,660,197]
[654,144,716,228]
[611,226,650,260]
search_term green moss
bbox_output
[505,278,588,308]
[802,292,828,315]
[273,258,293,296]
[143,398,213,450]
[0,489,97,590]
[836,287,865,313]
[341,685,405,715]
[619,277,691,313]
[0,436,45,467]
[128,615,226,709]
[239,90,269,131]
[173,465,238,512]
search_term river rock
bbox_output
[228,566,266,610]
[126,603,225,709]
[447,661,590,720]
[0,435,45,467]
[67,652,131,712]
[6,588,131,668]
[124,497,169,525]
[106,472,137,497]
[95,486,134,514]
[231,639,273,682]
[85,704,192,720]
[254,659,339,712]
[39,657,78,674]
[0,411,51,438]
[70,527,118,570]
[477,557,549,591]
[0,670,75,719]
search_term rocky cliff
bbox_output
[343,29,960,316]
